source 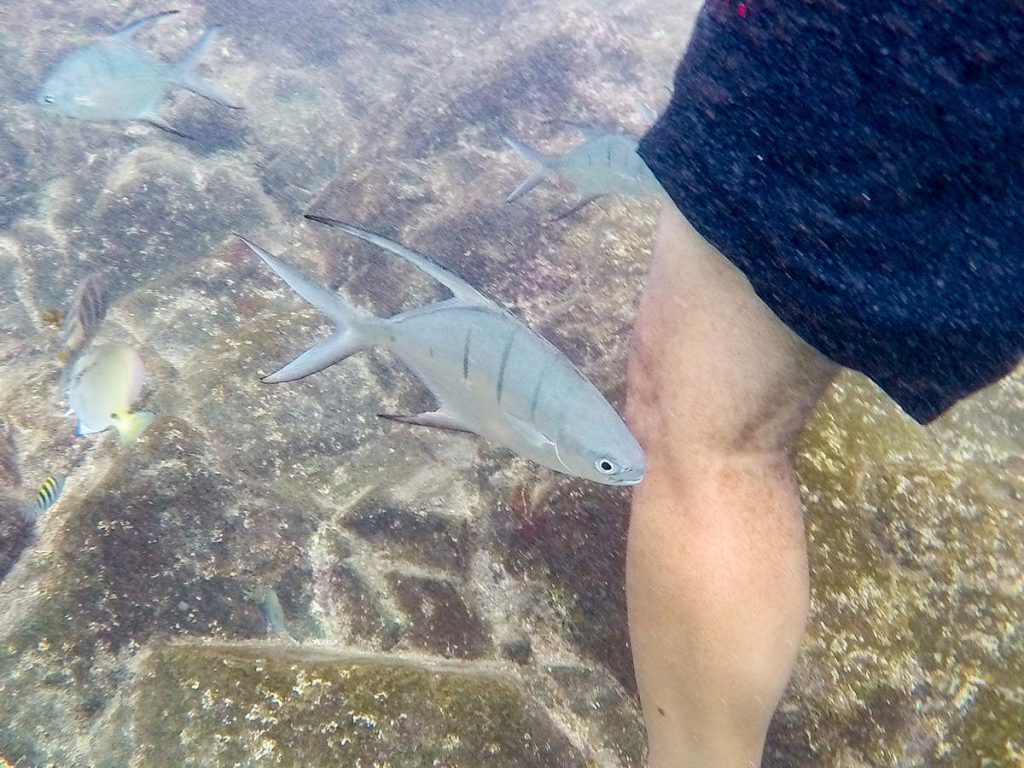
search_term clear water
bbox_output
[0,2,1021,767]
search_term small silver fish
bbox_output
[35,10,240,138]
[236,217,645,486]
[504,121,664,219]
[247,585,288,636]
[59,271,108,364]
[24,474,65,523]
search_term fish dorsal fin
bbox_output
[111,9,180,41]
[544,119,612,139]
[304,215,501,311]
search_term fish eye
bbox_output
[595,458,617,475]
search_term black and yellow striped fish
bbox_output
[24,474,65,523]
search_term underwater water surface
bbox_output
[0,1,1021,766]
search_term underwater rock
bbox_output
[761,372,1024,768]
[389,573,490,659]
[496,478,636,691]
[543,664,647,767]
[128,643,589,768]
[343,503,472,573]
[0,124,31,229]
[2,0,1021,765]
[0,491,34,582]
[329,560,403,650]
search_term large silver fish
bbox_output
[237,217,644,486]
[35,10,240,138]
[504,122,664,219]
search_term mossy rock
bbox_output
[129,643,588,768]
[766,371,1024,767]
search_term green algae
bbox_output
[131,643,586,767]
[775,370,1024,767]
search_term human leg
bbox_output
[626,202,838,768]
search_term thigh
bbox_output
[628,201,839,459]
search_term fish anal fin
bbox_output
[141,116,194,140]
[377,411,476,434]
[546,195,605,223]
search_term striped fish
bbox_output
[236,216,644,486]
[60,271,109,360]
[24,474,65,523]
[504,121,664,219]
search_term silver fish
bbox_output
[35,10,240,138]
[236,217,645,486]
[504,122,664,219]
[247,585,288,637]
[24,474,65,523]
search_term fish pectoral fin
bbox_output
[504,415,574,473]
[377,411,476,434]
[504,414,554,450]
[141,116,195,141]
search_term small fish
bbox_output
[67,343,155,443]
[59,271,108,364]
[35,10,241,138]
[41,307,63,330]
[247,585,288,636]
[504,122,664,219]
[236,216,645,486]
[24,474,65,523]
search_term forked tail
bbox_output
[171,27,242,109]
[234,234,381,383]
[502,136,556,203]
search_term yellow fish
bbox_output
[67,343,155,443]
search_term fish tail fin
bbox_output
[502,136,555,203]
[233,234,382,384]
[114,411,155,444]
[171,27,242,109]
[112,9,180,40]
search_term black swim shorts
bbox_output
[638,0,1024,424]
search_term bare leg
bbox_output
[626,203,838,768]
